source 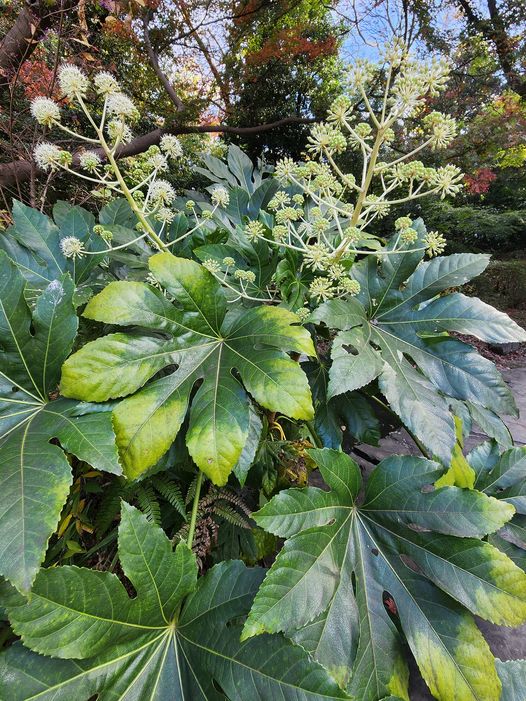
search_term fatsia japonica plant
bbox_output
[1,40,526,701]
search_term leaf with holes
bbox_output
[60,253,314,485]
[243,448,526,700]
[0,251,120,593]
[310,235,525,463]
[0,503,350,701]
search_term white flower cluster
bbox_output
[160,135,183,159]
[59,236,85,259]
[34,142,71,171]
[58,64,89,98]
[107,93,139,121]
[30,97,60,126]
[79,151,102,173]
[149,179,176,205]
[94,71,120,96]
[211,187,229,207]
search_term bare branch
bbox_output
[142,11,186,113]
[0,116,316,189]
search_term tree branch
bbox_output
[0,116,316,189]
[142,11,186,113]
[0,0,70,87]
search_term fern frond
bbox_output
[151,474,187,520]
[95,481,124,535]
[213,504,251,529]
[135,484,161,525]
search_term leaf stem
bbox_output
[305,420,323,448]
[187,470,204,548]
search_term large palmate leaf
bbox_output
[0,200,106,302]
[310,234,526,463]
[61,253,314,485]
[0,252,120,592]
[0,503,350,701]
[468,441,526,570]
[195,143,273,195]
[243,449,526,701]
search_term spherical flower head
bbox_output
[245,220,266,242]
[343,226,362,244]
[60,236,85,259]
[380,38,407,68]
[309,277,335,302]
[275,206,301,224]
[342,173,356,188]
[148,152,169,172]
[327,94,353,125]
[382,127,395,145]
[295,307,311,322]
[268,191,291,211]
[272,225,288,242]
[150,179,176,205]
[30,97,60,126]
[101,229,113,243]
[312,217,330,234]
[423,111,457,149]
[79,150,102,173]
[394,160,426,183]
[185,200,196,210]
[223,257,235,267]
[307,123,347,156]
[107,119,132,144]
[355,122,373,140]
[203,258,221,274]
[58,64,88,99]
[160,134,183,159]
[422,57,451,97]
[423,231,447,257]
[275,157,297,183]
[340,278,361,296]
[234,269,256,283]
[154,207,176,224]
[431,165,464,199]
[94,71,120,96]
[58,150,73,167]
[400,227,418,244]
[211,187,229,207]
[390,74,424,117]
[201,210,213,220]
[347,58,375,90]
[33,142,62,171]
[93,225,105,236]
[292,193,304,205]
[327,263,346,281]
[395,216,412,231]
[304,243,331,272]
[107,93,139,121]
[364,195,390,218]
[311,171,342,195]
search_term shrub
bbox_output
[1,43,526,701]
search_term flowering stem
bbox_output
[187,471,204,549]
[102,143,167,251]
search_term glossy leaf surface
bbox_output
[244,449,526,700]
[0,504,350,701]
[61,253,314,485]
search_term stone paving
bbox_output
[354,366,526,699]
